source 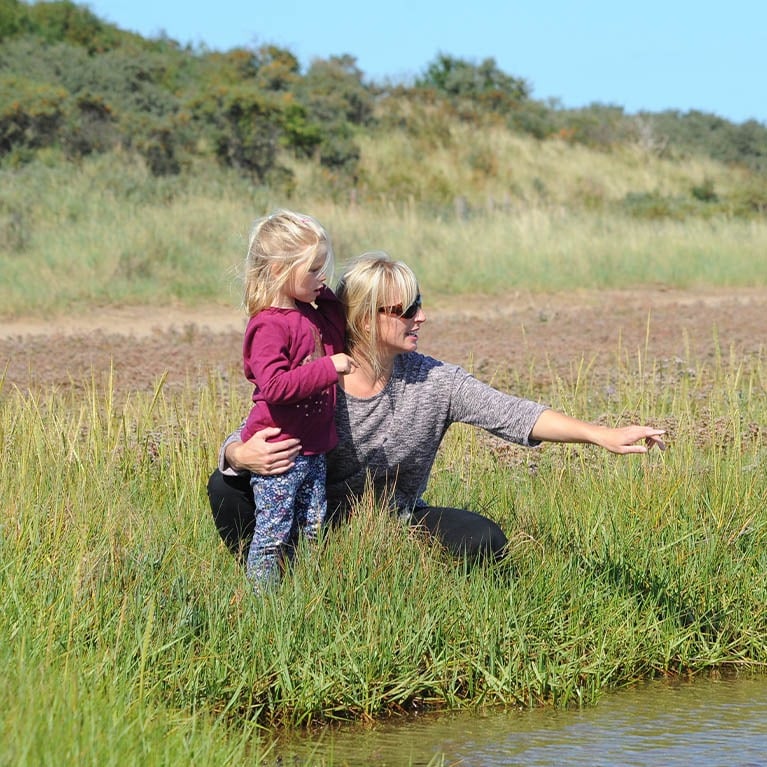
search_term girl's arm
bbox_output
[245,317,339,404]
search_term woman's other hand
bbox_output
[225,427,302,475]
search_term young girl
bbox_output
[240,209,354,591]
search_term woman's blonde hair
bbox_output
[335,251,419,382]
[243,209,333,316]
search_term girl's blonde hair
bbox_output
[335,251,419,382]
[243,209,333,316]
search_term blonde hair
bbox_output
[335,251,419,382]
[243,209,333,316]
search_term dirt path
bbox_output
[2,287,766,396]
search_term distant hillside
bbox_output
[1,0,766,220]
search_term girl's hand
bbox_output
[331,353,357,375]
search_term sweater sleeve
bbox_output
[218,422,245,476]
[445,364,549,446]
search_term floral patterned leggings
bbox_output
[246,454,326,591]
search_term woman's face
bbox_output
[376,293,425,355]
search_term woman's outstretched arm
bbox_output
[529,409,666,454]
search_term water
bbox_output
[270,675,767,766]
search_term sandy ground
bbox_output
[2,287,766,396]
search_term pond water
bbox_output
[269,675,767,766]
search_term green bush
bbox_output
[690,177,718,203]
[298,55,373,126]
[416,53,530,106]
[0,0,27,40]
[0,73,68,154]
[253,45,301,92]
[25,0,125,52]
[619,191,690,220]
[558,104,635,149]
[190,84,286,181]
[649,110,767,173]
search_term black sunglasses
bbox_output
[378,293,422,320]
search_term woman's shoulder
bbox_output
[397,353,463,381]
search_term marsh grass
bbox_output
[2,146,767,317]
[2,334,767,764]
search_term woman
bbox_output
[208,252,665,564]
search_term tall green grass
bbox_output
[2,332,767,763]
[2,145,767,317]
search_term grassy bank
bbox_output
[2,336,766,764]
[3,118,767,763]
[2,141,767,318]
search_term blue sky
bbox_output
[83,0,765,124]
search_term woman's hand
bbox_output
[591,425,667,454]
[225,427,302,475]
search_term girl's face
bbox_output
[290,254,327,304]
[375,293,425,356]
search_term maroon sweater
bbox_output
[241,287,346,453]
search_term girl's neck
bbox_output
[270,294,296,310]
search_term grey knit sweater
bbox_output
[222,352,548,517]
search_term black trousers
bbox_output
[206,469,509,565]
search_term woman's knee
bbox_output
[409,506,508,562]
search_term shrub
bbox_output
[298,55,374,126]
[690,177,718,203]
[0,0,27,40]
[253,45,301,92]
[649,110,767,173]
[191,85,285,181]
[619,191,687,220]
[25,0,124,53]
[417,53,530,105]
[0,74,68,154]
[558,104,635,150]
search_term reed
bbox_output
[2,332,766,762]
[3,144,767,318]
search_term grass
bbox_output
[2,332,767,764]
[2,142,767,317]
[2,125,767,763]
